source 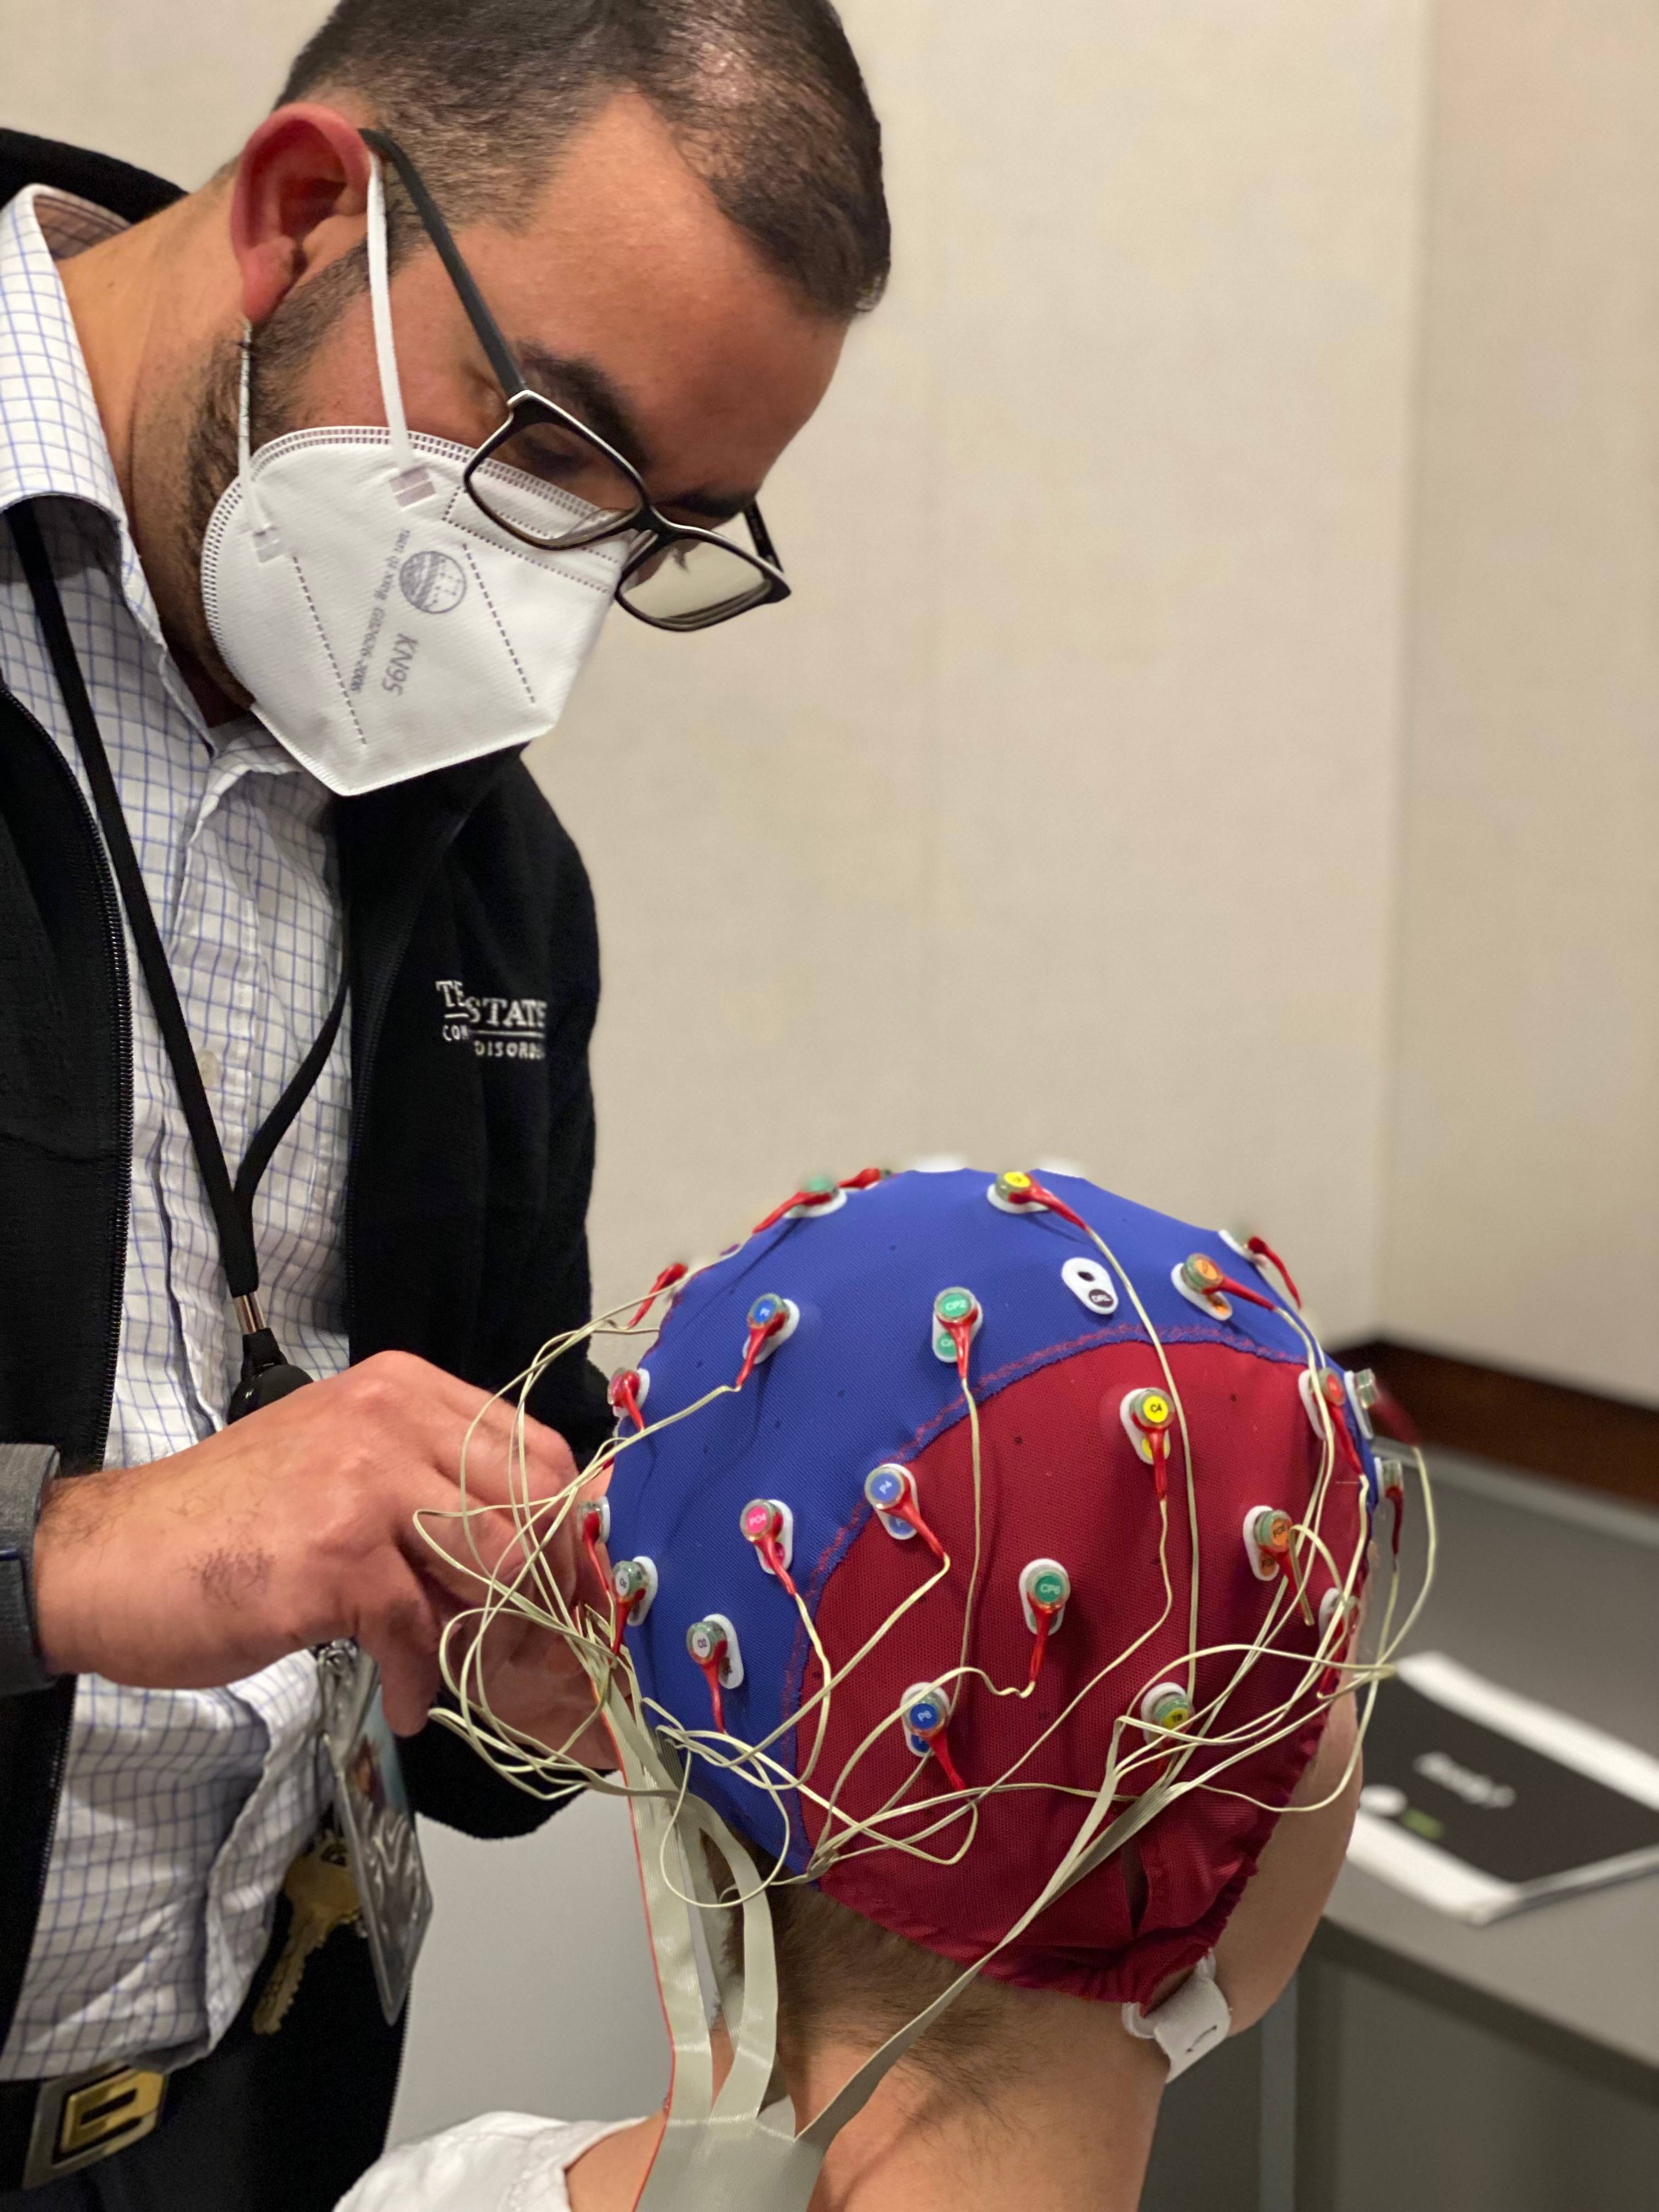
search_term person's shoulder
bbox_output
[334,2112,619,2212]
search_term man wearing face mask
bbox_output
[0,3,888,2205]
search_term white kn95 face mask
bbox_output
[201,154,628,798]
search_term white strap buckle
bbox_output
[1121,1951,1232,2081]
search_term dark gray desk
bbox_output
[1143,1450,1659,2212]
[1322,1448,1659,2077]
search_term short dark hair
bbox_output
[279,0,889,318]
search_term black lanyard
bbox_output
[8,501,346,1422]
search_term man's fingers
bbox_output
[402,1489,574,1619]
[432,1397,580,1508]
[357,1567,445,1735]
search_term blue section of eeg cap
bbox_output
[602,1168,1358,1865]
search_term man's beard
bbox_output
[175,249,370,693]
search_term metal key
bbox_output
[252,1832,362,2036]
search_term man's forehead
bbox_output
[453,94,847,501]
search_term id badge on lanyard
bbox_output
[318,1641,433,2023]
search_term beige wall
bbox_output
[552,0,1430,1348]
[3,0,323,185]
[1380,0,1659,1403]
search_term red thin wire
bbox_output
[1028,1609,1057,1686]
[931,1726,968,1795]
[1149,1426,1170,1499]
[628,1263,686,1328]
[759,1533,798,1599]
[1385,1470,1406,1557]
[945,1314,977,1383]
[581,1517,607,1593]
[610,1372,647,1431]
[735,1310,787,1389]
[1016,1178,1091,1232]
[1247,1236,1302,1307]
[608,1590,637,1657]
[751,1188,830,1234]
[901,1497,947,1560]
[752,1167,883,1235]
[1214,1273,1276,1312]
[1315,1376,1363,1476]
[699,1658,726,1734]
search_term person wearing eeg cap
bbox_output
[340,1165,1426,2212]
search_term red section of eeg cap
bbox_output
[795,1337,1367,2008]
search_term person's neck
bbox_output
[57,187,245,725]
[568,2008,1165,2212]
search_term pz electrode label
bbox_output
[435,979,548,1061]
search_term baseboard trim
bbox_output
[1334,1339,1659,1510]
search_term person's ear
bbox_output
[230,103,375,327]
[1208,1693,1362,2035]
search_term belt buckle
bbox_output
[22,2060,168,2187]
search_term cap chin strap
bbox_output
[1121,1952,1232,2080]
[604,1687,1232,2211]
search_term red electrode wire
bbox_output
[944,1312,978,1383]
[762,1536,798,1598]
[1317,1374,1364,1477]
[751,1169,883,1237]
[1211,1273,1276,1312]
[1028,1607,1059,1686]
[610,1370,648,1433]
[608,1588,639,1658]
[580,1508,607,1592]
[743,1504,799,1598]
[1247,1235,1302,1307]
[697,1651,726,1733]
[900,1495,947,1560]
[628,1262,687,1328]
[1009,1177,1091,1233]
[1385,1466,1406,1558]
[930,1724,968,1795]
[735,1308,788,1390]
[1148,1425,1170,1500]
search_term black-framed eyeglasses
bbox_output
[361,129,791,634]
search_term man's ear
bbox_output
[230,103,375,327]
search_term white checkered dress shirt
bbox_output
[0,184,347,2079]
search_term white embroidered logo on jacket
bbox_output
[435,980,548,1062]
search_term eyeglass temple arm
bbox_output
[746,504,783,572]
[358,128,528,408]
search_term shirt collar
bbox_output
[0,183,167,648]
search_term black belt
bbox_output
[0,2053,174,2191]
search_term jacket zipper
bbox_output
[0,688,134,1936]
[341,782,503,1351]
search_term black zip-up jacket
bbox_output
[0,133,610,2051]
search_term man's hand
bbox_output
[462,1599,620,1771]
[33,1351,589,1735]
